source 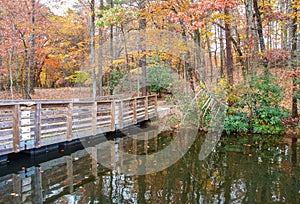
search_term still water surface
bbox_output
[0,127,299,203]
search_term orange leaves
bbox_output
[167,0,239,32]
[44,58,61,69]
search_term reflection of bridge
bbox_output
[0,127,166,203]
[0,95,157,159]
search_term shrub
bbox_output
[224,73,288,135]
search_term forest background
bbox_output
[0,0,299,135]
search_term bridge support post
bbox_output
[92,102,97,135]
[111,101,115,131]
[145,96,148,120]
[67,103,73,141]
[12,104,20,153]
[35,103,41,148]
[133,98,137,124]
[118,101,124,129]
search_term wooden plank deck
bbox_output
[0,95,157,157]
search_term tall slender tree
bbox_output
[98,0,104,96]
[224,8,234,87]
[90,0,96,99]
[29,0,36,95]
[291,0,298,118]
[253,0,269,73]
[109,0,114,95]
[138,0,147,96]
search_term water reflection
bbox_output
[0,129,299,203]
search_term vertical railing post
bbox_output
[111,101,115,131]
[67,103,73,141]
[118,100,124,129]
[92,102,97,135]
[12,104,20,153]
[35,103,41,148]
[145,96,149,120]
[155,95,158,117]
[133,98,137,124]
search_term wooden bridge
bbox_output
[0,95,157,158]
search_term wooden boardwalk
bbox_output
[0,95,157,157]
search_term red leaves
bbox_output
[287,69,300,78]
[191,0,239,11]
[168,0,239,32]
[263,49,290,64]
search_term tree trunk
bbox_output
[29,0,36,95]
[121,26,132,95]
[214,24,219,81]
[98,0,104,96]
[219,20,224,78]
[224,8,234,87]
[25,58,31,99]
[291,2,298,118]
[253,0,265,52]
[90,0,96,99]
[233,26,246,83]
[205,23,214,83]
[245,0,253,74]
[287,0,293,51]
[194,29,203,81]
[15,53,20,92]
[253,0,269,72]
[138,0,147,96]
[23,40,31,99]
[109,0,114,95]
[9,51,14,100]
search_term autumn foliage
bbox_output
[0,0,299,133]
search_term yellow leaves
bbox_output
[47,54,56,59]
[212,13,225,21]
[40,71,46,88]
[239,34,247,40]
[113,59,126,66]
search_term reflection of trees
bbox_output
[86,133,299,203]
[0,132,299,203]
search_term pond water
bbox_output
[0,126,299,203]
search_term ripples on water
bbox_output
[0,127,299,203]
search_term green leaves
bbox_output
[97,5,136,28]
[146,64,175,95]
[225,73,288,135]
[224,113,249,134]
[66,71,89,84]
[251,106,288,134]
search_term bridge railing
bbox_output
[0,95,157,156]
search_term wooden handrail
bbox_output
[0,95,157,157]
